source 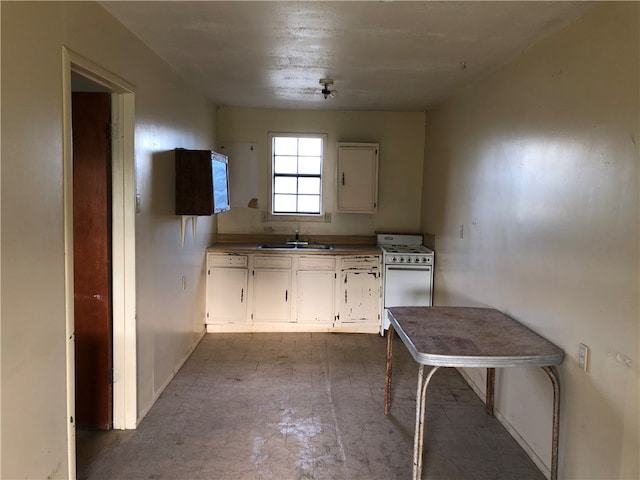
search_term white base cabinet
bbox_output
[295,256,336,324]
[206,254,248,324]
[205,252,381,333]
[251,256,292,323]
[339,256,381,325]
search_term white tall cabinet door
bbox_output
[337,143,379,213]
[296,256,336,324]
[251,256,293,323]
[206,254,248,324]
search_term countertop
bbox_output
[207,234,381,255]
[207,243,381,255]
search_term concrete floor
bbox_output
[77,333,545,479]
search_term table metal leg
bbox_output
[541,366,561,480]
[413,365,440,480]
[486,367,495,416]
[384,325,395,415]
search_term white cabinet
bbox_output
[205,250,381,333]
[339,256,381,325]
[295,256,336,324]
[337,143,379,213]
[206,253,248,324]
[251,255,293,323]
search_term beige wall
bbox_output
[1,2,217,478]
[217,107,425,236]
[421,3,639,478]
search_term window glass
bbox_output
[298,177,320,195]
[274,156,297,174]
[298,137,322,156]
[273,194,297,213]
[272,134,324,215]
[298,195,320,213]
[273,137,298,156]
[274,176,297,194]
[298,157,321,175]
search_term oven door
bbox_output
[382,264,432,333]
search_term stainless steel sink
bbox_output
[297,244,334,250]
[258,242,334,250]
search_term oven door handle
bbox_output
[386,266,432,272]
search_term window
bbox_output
[271,134,324,215]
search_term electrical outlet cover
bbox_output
[578,343,590,371]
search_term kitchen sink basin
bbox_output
[258,242,334,250]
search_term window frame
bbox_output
[269,132,327,216]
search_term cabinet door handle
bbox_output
[240,288,244,303]
[345,290,348,303]
[285,289,288,302]
[342,172,345,186]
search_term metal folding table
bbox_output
[384,306,564,480]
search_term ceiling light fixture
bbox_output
[319,78,337,99]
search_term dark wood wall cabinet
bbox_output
[175,148,230,215]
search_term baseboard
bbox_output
[205,323,379,334]
[456,368,551,480]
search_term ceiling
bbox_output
[100,1,596,112]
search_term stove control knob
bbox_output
[399,257,404,263]
[422,258,427,263]
[414,257,420,263]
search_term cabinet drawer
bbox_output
[253,255,292,269]
[208,253,248,268]
[341,255,380,271]
[298,256,336,271]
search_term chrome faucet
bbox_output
[287,228,307,246]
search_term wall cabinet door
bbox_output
[206,254,248,324]
[337,143,379,213]
[251,256,292,323]
[296,256,336,324]
[175,148,229,215]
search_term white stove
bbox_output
[377,234,434,334]
[377,234,434,264]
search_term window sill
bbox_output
[261,211,332,223]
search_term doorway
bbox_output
[63,47,138,479]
